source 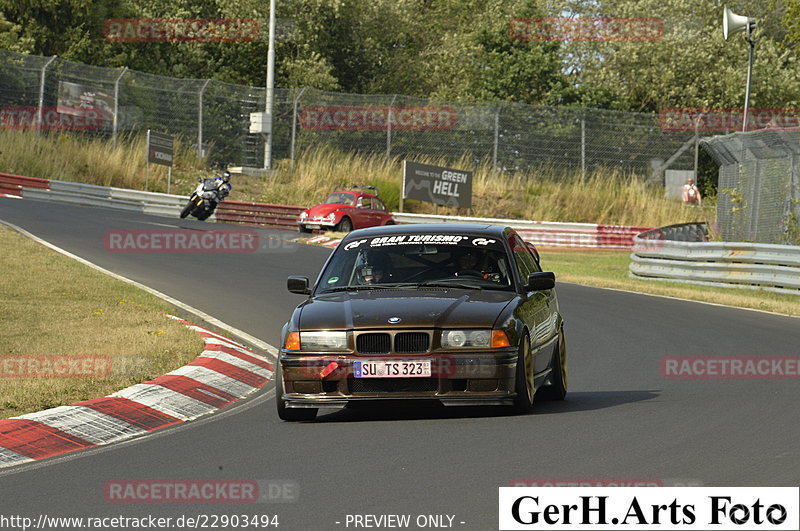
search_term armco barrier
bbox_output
[1,173,650,248]
[630,224,800,295]
[215,201,305,228]
[393,212,651,249]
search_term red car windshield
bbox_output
[324,192,356,205]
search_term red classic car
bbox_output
[297,186,396,233]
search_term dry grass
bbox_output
[253,146,714,228]
[0,129,209,194]
[0,225,204,419]
[1,131,712,227]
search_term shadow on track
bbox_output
[310,390,659,423]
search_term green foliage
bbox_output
[2,0,799,112]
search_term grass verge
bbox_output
[0,225,204,420]
[541,248,800,317]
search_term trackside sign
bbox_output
[403,161,472,208]
[147,130,173,166]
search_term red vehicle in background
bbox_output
[297,185,396,233]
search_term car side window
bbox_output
[373,198,386,211]
[512,235,537,286]
[358,196,372,209]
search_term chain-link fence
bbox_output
[702,129,800,244]
[0,48,699,176]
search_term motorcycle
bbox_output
[180,178,227,221]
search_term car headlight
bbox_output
[299,211,308,219]
[299,331,348,351]
[325,212,336,221]
[441,329,491,348]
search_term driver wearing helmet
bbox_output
[356,252,392,285]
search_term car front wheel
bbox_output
[335,217,352,232]
[512,334,534,414]
[537,324,567,401]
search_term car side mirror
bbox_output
[287,276,311,295]
[525,272,555,291]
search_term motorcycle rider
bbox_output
[199,170,232,207]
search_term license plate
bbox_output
[306,224,321,229]
[353,360,432,378]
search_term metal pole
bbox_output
[386,94,397,163]
[580,116,586,183]
[290,87,306,173]
[167,166,172,195]
[37,55,57,134]
[145,129,150,191]
[492,104,500,171]
[263,0,277,170]
[400,160,406,213]
[693,117,700,182]
[112,67,128,147]
[198,78,211,159]
[742,33,755,132]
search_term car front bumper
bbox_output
[278,349,519,408]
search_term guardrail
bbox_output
[1,172,651,248]
[216,201,305,229]
[630,223,800,295]
[394,213,650,249]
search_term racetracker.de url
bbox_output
[0,514,280,529]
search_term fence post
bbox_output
[387,94,397,162]
[581,112,586,183]
[197,79,211,159]
[112,67,128,147]
[290,87,307,173]
[36,55,57,134]
[493,103,501,171]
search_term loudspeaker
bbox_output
[723,5,756,40]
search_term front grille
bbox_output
[349,378,438,393]
[356,333,391,354]
[394,332,429,354]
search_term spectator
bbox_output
[682,177,702,206]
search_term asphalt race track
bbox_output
[1,197,799,530]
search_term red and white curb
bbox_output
[0,317,273,469]
[304,235,342,248]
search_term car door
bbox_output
[510,233,553,375]
[371,197,391,225]
[355,195,379,228]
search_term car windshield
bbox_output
[324,192,356,205]
[317,233,514,292]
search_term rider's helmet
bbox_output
[356,252,391,284]
[222,170,231,183]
